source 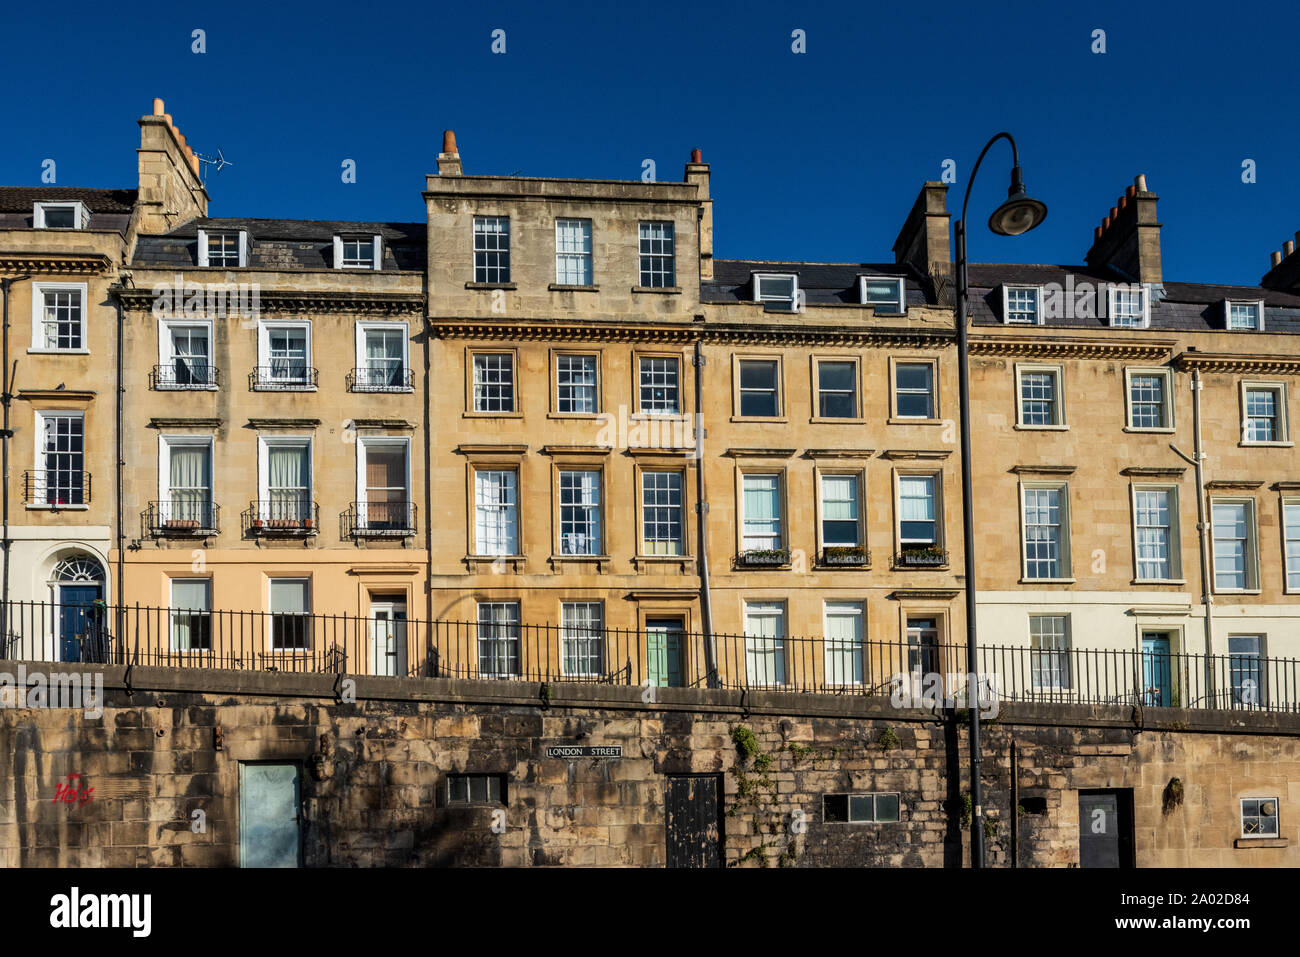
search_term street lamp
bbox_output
[954,132,1047,868]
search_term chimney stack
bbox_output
[1084,174,1162,284]
[684,148,713,280]
[437,130,463,176]
[134,97,208,236]
[1260,229,1300,290]
[892,181,952,288]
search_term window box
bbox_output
[821,545,869,566]
[895,545,948,567]
[737,548,789,566]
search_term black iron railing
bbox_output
[346,367,414,392]
[0,600,1297,715]
[894,545,949,568]
[249,365,319,390]
[22,470,91,507]
[146,500,219,535]
[343,501,416,537]
[242,499,320,536]
[151,363,220,389]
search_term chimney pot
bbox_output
[153,98,165,116]
[1126,185,1136,199]
[442,130,457,155]
[1119,196,1128,209]
[1135,174,1148,192]
[691,148,702,164]
[1271,251,1283,267]
[1286,240,1296,257]
[1110,206,1119,220]
[1094,226,1103,241]
[1293,230,1300,248]
[1103,217,1111,230]
[162,114,172,126]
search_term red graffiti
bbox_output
[52,772,94,807]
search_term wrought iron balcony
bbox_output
[894,545,949,568]
[820,546,870,566]
[347,366,415,393]
[151,362,220,390]
[23,469,91,507]
[146,500,219,536]
[249,365,319,391]
[343,501,416,537]
[736,548,790,567]
[243,499,320,536]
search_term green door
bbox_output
[240,763,301,867]
[646,618,684,687]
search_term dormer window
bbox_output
[1003,285,1042,324]
[1108,285,1149,328]
[334,234,383,270]
[33,202,88,230]
[1227,300,1264,331]
[197,229,248,267]
[860,276,905,314]
[754,273,798,311]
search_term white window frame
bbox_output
[169,577,212,653]
[554,218,593,285]
[1131,485,1181,582]
[823,600,865,687]
[640,469,685,556]
[473,467,519,557]
[859,276,905,313]
[560,601,604,678]
[332,234,383,270]
[1284,498,1300,594]
[157,318,216,389]
[33,201,88,229]
[818,471,865,550]
[268,577,312,652]
[1014,363,1066,428]
[1107,284,1150,328]
[637,221,675,288]
[753,272,799,310]
[353,321,411,392]
[471,351,517,413]
[895,471,942,549]
[637,355,682,415]
[1240,381,1290,445]
[893,359,936,420]
[739,472,785,553]
[356,436,411,508]
[257,435,314,522]
[472,216,511,284]
[158,434,214,527]
[257,320,314,388]
[29,281,88,354]
[1124,367,1174,432]
[743,599,788,686]
[31,410,87,509]
[1226,299,1264,331]
[1210,497,1259,593]
[1240,797,1280,839]
[197,228,248,267]
[558,468,602,556]
[1020,482,1072,581]
[1002,285,1042,324]
[1028,614,1072,691]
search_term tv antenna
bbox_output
[191,147,233,183]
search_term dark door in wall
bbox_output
[1078,789,1135,868]
[666,774,723,868]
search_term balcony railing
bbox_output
[249,365,319,391]
[151,362,220,390]
[895,545,948,568]
[343,501,416,537]
[347,367,415,393]
[242,499,320,536]
[23,469,91,507]
[736,548,790,567]
[146,500,219,536]
[820,546,870,566]
[1,600,1298,717]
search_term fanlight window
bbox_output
[53,557,104,582]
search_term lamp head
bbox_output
[989,165,1047,236]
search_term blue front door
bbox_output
[1141,635,1171,706]
[59,584,101,662]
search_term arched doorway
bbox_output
[51,555,105,662]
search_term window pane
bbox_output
[742,474,781,550]
[895,363,934,418]
[739,360,779,417]
[1020,371,1058,426]
[1023,487,1064,579]
[1134,489,1172,580]
[818,361,856,417]
[874,794,900,822]
[1212,502,1250,590]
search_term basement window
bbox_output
[1240,797,1279,838]
[1226,300,1264,331]
[753,273,798,311]
[449,773,507,805]
[824,793,900,823]
[33,202,88,229]
[860,276,905,314]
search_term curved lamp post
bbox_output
[955,133,1047,868]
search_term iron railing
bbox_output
[242,499,320,536]
[346,367,415,392]
[146,500,220,535]
[249,365,319,390]
[0,599,1297,714]
[342,501,416,537]
[151,362,220,389]
[22,469,91,507]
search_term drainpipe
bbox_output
[113,289,126,657]
[0,276,26,645]
[693,338,716,687]
[1173,368,1213,692]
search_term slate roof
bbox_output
[704,258,928,307]
[0,186,137,233]
[132,217,427,271]
[967,263,1300,334]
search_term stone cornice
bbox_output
[881,449,951,461]
[247,417,320,429]
[887,589,961,601]
[1120,466,1187,477]
[1205,480,1265,491]
[540,445,612,456]
[116,288,424,316]
[455,444,528,456]
[802,448,875,459]
[1010,464,1076,475]
[724,448,797,459]
[149,417,221,429]
[0,253,114,275]
[429,318,956,347]
[18,389,95,401]
[1173,351,1300,375]
[346,564,420,576]
[350,418,415,430]
[970,333,1175,361]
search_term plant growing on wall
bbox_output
[727,724,799,868]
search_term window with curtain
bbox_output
[269,578,310,650]
[170,579,212,651]
[556,355,597,413]
[474,470,518,555]
[742,474,782,550]
[267,443,310,522]
[41,413,84,505]
[898,475,937,545]
[1023,486,1065,579]
[561,602,603,677]
[361,327,406,389]
[820,474,860,546]
[166,442,212,527]
[823,601,864,686]
[744,602,787,686]
[169,325,211,386]
[477,601,520,677]
[1212,501,1254,591]
[559,470,601,555]
[267,326,308,382]
[1229,635,1264,708]
[1029,615,1070,691]
[641,471,683,555]
[363,443,407,529]
[1134,489,1173,580]
[1285,501,1300,591]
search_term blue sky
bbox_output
[3,0,1299,285]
